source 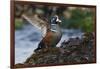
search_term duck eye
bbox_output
[52,17,56,20]
[51,17,55,22]
[52,18,55,21]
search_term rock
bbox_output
[24,47,62,65]
[15,32,95,66]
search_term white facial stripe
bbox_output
[56,17,61,22]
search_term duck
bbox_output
[22,14,62,52]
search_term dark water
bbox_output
[15,24,83,64]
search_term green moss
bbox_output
[15,18,24,30]
[61,9,94,32]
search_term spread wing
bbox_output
[22,14,49,37]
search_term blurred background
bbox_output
[14,4,95,64]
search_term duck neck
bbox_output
[50,24,61,32]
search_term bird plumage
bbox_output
[22,14,62,52]
[22,14,49,37]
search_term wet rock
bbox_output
[15,32,95,66]
[24,47,62,65]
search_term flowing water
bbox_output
[15,24,83,64]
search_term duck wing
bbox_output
[22,14,50,37]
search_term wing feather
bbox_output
[22,14,49,37]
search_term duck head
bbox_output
[50,15,62,24]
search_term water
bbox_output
[15,24,83,64]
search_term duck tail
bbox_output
[34,40,45,52]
